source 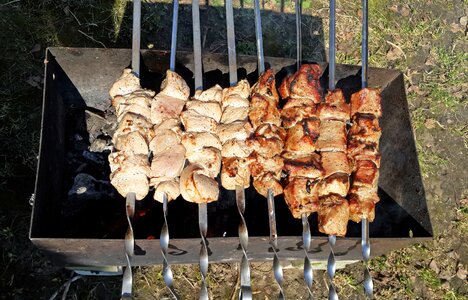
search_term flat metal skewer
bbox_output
[327,1,338,299]
[122,0,141,297]
[159,2,180,298]
[295,0,302,70]
[225,0,252,298]
[253,0,265,75]
[192,2,209,299]
[360,0,373,298]
[296,1,313,298]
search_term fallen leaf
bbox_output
[460,16,467,27]
[429,260,440,274]
[386,46,404,61]
[456,267,467,280]
[424,119,436,129]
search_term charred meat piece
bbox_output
[351,160,379,188]
[318,89,350,122]
[347,138,381,167]
[284,118,320,153]
[283,177,320,218]
[248,93,282,129]
[279,64,322,103]
[348,114,381,144]
[253,172,283,198]
[321,151,351,177]
[248,152,284,179]
[221,157,251,189]
[350,87,382,118]
[318,194,350,237]
[318,173,350,197]
[316,119,347,152]
[283,153,324,179]
[281,105,318,128]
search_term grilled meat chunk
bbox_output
[347,138,381,166]
[220,106,249,124]
[351,160,379,188]
[321,151,351,177]
[284,118,320,153]
[181,132,222,155]
[153,179,180,203]
[217,121,253,143]
[318,194,349,237]
[348,114,381,144]
[186,100,222,123]
[180,164,219,203]
[150,144,186,180]
[348,185,379,222]
[318,173,350,197]
[221,139,252,158]
[279,64,322,103]
[248,93,282,129]
[253,172,283,197]
[181,110,218,134]
[248,153,284,179]
[350,88,382,117]
[283,153,324,179]
[149,129,181,155]
[221,157,251,190]
[185,147,222,178]
[159,70,190,100]
[281,105,318,128]
[151,94,186,125]
[319,89,350,122]
[193,84,223,103]
[283,177,320,218]
[114,131,149,155]
[113,112,154,143]
[316,119,347,152]
[109,68,141,98]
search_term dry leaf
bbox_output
[424,119,436,129]
[387,47,404,61]
[429,260,440,274]
[456,267,467,280]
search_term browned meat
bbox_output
[348,185,379,222]
[253,172,283,197]
[321,151,351,177]
[347,138,381,167]
[159,70,190,100]
[185,100,222,123]
[279,64,322,103]
[217,121,253,144]
[318,89,350,122]
[351,160,379,188]
[284,118,320,153]
[316,120,347,152]
[180,163,219,204]
[221,157,251,190]
[283,154,324,179]
[248,152,284,179]
[248,94,282,129]
[281,105,318,128]
[350,88,382,118]
[318,173,350,197]
[251,69,279,101]
[247,136,284,158]
[109,68,141,98]
[283,177,320,218]
[318,194,349,237]
[348,114,381,144]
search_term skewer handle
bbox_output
[192,0,203,91]
[236,186,252,299]
[361,0,368,89]
[121,192,136,299]
[295,0,302,69]
[132,0,141,77]
[169,0,179,72]
[327,235,338,300]
[301,213,313,298]
[253,0,265,75]
[226,0,238,86]
[161,193,179,299]
[199,203,209,300]
[267,189,285,300]
[362,218,373,298]
[328,0,336,90]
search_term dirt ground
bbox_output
[0,0,467,299]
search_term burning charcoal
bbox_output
[89,136,112,153]
[82,150,107,165]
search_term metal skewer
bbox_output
[192,1,209,299]
[360,0,373,298]
[295,1,313,298]
[253,1,284,298]
[158,2,180,299]
[225,0,252,298]
[121,1,141,297]
[327,1,338,299]
[267,189,285,299]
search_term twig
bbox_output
[386,40,407,60]
[229,264,241,300]
[67,7,82,26]
[0,0,20,7]
[78,30,106,48]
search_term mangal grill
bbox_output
[30,0,432,298]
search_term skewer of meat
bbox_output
[221,0,252,297]
[349,1,378,297]
[179,2,220,298]
[108,1,143,297]
[251,0,285,298]
[156,0,185,298]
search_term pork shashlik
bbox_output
[348,88,382,223]
[248,69,285,197]
[179,85,224,203]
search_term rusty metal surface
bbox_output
[31,47,432,266]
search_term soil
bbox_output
[0,0,466,299]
